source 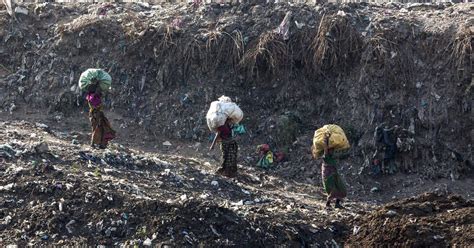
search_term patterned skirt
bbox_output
[219,139,238,176]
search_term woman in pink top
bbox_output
[86,83,116,149]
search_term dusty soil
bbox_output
[1,1,473,246]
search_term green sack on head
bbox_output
[79,69,112,92]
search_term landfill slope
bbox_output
[0,1,473,247]
[0,2,472,181]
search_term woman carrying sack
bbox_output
[86,83,116,149]
[79,69,116,149]
[207,96,243,178]
[320,133,347,209]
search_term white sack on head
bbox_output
[206,97,243,131]
[206,101,228,131]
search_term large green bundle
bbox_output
[78,69,112,92]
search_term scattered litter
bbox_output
[433,235,444,240]
[370,187,379,193]
[4,0,13,17]
[231,200,244,206]
[162,168,171,176]
[65,220,75,234]
[0,3,471,247]
[244,200,254,205]
[294,20,304,29]
[3,215,12,225]
[0,144,16,158]
[386,210,397,216]
[14,6,28,15]
[274,11,292,40]
[35,123,49,129]
[143,238,152,246]
[431,92,441,101]
[210,225,221,236]
[0,183,15,191]
[331,239,340,248]
[353,225,361,235]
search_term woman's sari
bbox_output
[321,155,347,200]
[87,93,116,147]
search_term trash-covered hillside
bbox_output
[0,1,473,246]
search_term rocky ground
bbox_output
[1,1,473,246]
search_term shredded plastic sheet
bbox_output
[274,11,292,41]
[3,0,13,17]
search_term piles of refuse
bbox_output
[347,193,474,247]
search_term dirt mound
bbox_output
[347,193,474,247]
